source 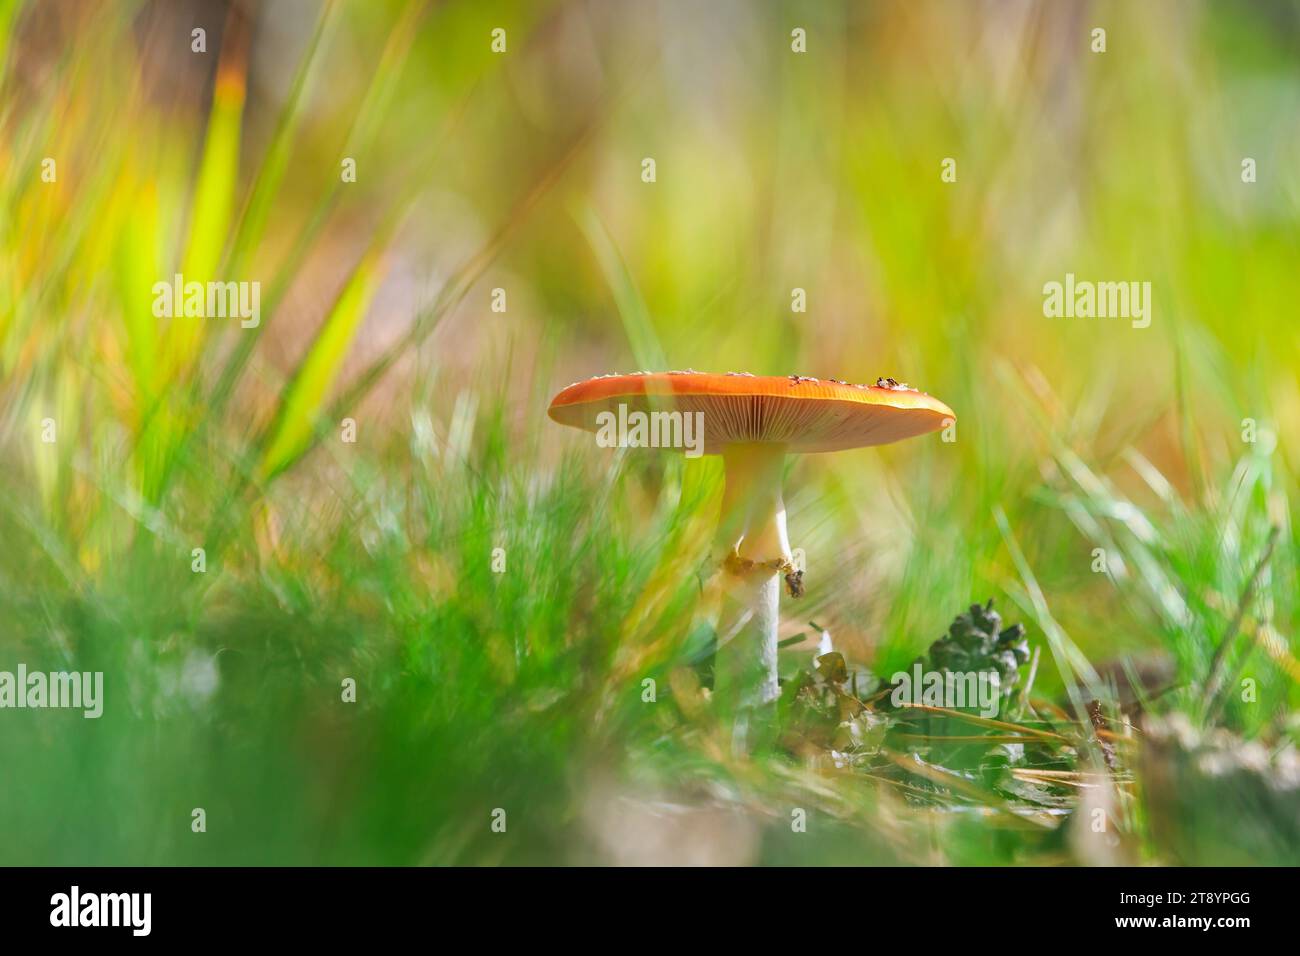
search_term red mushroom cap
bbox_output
[548,371,954,455]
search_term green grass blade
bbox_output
[258,247,385,480]
[226,0,340,276]
[165,33,247,381]
[577,205,668,374]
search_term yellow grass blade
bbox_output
[258,247,385,480]
[113,180,162,408]
[164,33,247,382]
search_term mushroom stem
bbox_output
[718,443,792,565]
[713,443,791,743]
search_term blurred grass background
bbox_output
[0,0,1296,864]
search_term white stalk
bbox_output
[713,443,791,745]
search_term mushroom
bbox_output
[548,371,954,744]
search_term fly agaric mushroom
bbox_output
[548,371,954,734]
